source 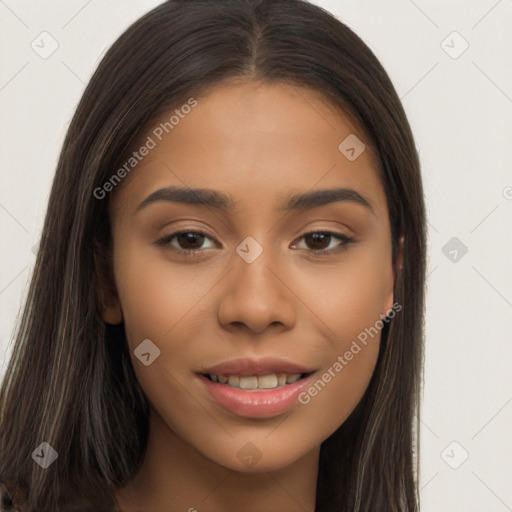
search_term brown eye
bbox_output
[154,230,217,255]
[291,231,353,254]
[304,232,331,250]
[175,232,206,250]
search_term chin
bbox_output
[202,438,315,474]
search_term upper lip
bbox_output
[198,357,317,377]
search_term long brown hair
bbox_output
[0,1,426,510]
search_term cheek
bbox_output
[113,241,218,347]
[291,249,389,416]
[301,248,392,338]
[294,268,386,432]
[296,339,380,440]
[113,245,212,431]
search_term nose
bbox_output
[217,245,297,335]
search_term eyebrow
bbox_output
[135,186,374,214]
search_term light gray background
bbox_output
[1,1,511,511]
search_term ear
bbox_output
[94,249,123,325]
[382,235,403,316]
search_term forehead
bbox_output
[111,80,385,218]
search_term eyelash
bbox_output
[154,229,354,258]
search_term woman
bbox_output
[0,0,426,510]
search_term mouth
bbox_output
[201,371,314,390]
[197,369,318,419]
[195,357,318,418]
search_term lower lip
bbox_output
[198,373,316,418]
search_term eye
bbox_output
[291,231,354,255]
[155,230,217,256]
[155,229,354,258]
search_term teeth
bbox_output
[286,373,302,384]
[228,375,239,387]
[258,374,278,389]
[239,376,258,390]
[208,372,306,389]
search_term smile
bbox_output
[203,372,310,390]
[198,371,317,418]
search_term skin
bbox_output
[100,79,398,512]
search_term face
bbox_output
[101,80,396,473]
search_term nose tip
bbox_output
[217,250,297,334]
[231,316,285,335]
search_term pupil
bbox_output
[178,232,203,249]
[306,232,329,250]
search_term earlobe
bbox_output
[383,236,404,316]
[94,251,123,325]
[101,300,123,325]
[396,235,404,273]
